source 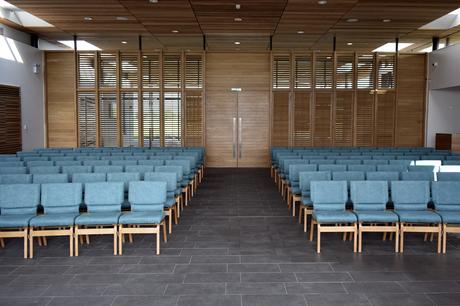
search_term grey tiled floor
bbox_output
[1,168,460,305]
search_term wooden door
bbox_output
[0,85,21,153]
[205,53,270,167]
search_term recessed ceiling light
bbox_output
[235,3,241,10]
[234,17,243,22]
[317,0,327,4]
[346,18,359,23]
[84,16,93,21]
[149,0,158,3]
[116,16,129,21]
[347,42,353,46]
[382,19,391,23]
[172,30,179,33]
[297,30,304,34]
[326,56,332,59]
[121,41,127,44]
[234,41,241,45]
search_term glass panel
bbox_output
[272,55,290,89]
[78,52,95,88]
[99,53,117,88]
[121,53,138,89]
[357,54,374,89]
[121,92,138,147]
[142,53,160,89]
[164,54,181,89]
[186,54,203,89]
[99,92,118,147]
[77,92,96,147]
[336,54,354,89]
[294,56,311,89]
[164,92,182,147]
[315,54,333,89]
[142,92,161,147]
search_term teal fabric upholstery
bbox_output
[138,160,164,166]
[144,172,178,207]
[347,165,376,172]
[155,166,183,181]
[29,166,60,175]
[401,171,434,181]
[288,164,317,191]
[61,166,92,177]
[335,159,362,165]
[313,211,358,223]
[83,160,110,166]
[396,211,441,223]
[332,171,365,188]
[0,161,23,167]
[432,181,460,212]
[299,171,331,205]
[311,181,356,224]
[437,172,460,181]
[0,184,40,216]
[409,166,435,172]
[72,173,106,184]
[0,167,27,174]
[0,174,32,184]
[107,172,141,192]
[377,165,407,172]
[26,161,54,167]
[32,174,68,184]
[118,211,164,225]
[318,164,347,172]
[366,171,399,182]
[55,161,81,166]
[363,160,388,165]
[125,165,155,177]
[93,166,123,173]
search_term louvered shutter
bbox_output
[186,55,203,89]
[78,92,96,147]
[315,54,333,89]
[164,55,181,89]
[313,92,332,145]
[377,54,395,89]
[336,54,354,89]
[121,53,138,89]
[355,91,375,146]
[272,55,290,89]
[121,92,139,147]
[0,85,21,153]
[375,91,395,147]
[142,92,161,147]
[99,53,117,88]
[271,92,290,146]
[164,92,182,147]
[334,91,354,146]
[99,92,118,147]
[294,56,311,89]
[142,54,160,89]
[185,92,203,146]
[78,52,96,88]
[357,54,374,89]
[293,92,312,146]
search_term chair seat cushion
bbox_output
[301,196,312,206]
[75,212,122,226]
[313,211,357,224]
[0,214,35,228]
[291,186,301,195]
[436,211,460,224]
[118,211,164,225]
[354,210,399,223]
[165,197,176,208]
[395,210,441,224]
[30,213,78,227]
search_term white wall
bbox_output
[428,43,460,90]
[0,36,45,150]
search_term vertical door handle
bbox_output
[232,117,237,159]
[238,117,242,158]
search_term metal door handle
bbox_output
[238,117,242,158]
[233,117,237,159]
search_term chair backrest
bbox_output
[401,171,434,181]
[83,160,110,166]
[332,171,365,185]
[437,172,460,181]
[391,181,430,211]
[22,156,49,162]
[29,166,61,175]
[311,159,334,165]
[125,165,155,177]
[144,172,177,192]
[335,159,362,165]
[366,171,399,182]
[75,156,97,161]
[363,159,388,165]
[61,166,92,176]
[128,181,166,212]
[350,181,388,211]
[432,181,460,211]
[0,184,40,215]
[0,174,32,184]
[93,165,123,173]
[377,165,407,172]
[32,174,68,184]
[107,172,141,192]
[289,164,317,182]
[0,161,23,167]
[311,181,348,211]
[165,160,191,175]
[299,171,331,193]
[155,166,183,181]
[26,161,54,167]
[0,167,27,174]
[137,160,164,166]
[41,183,82,214]
[51,156,75,162]
[84,182,124,213]
[282,159,305,173]
[408,165,436,172]
[318,164,347,172]
[72,173,106,184]
[55,161,82,167]
[347,164,376,172]
[111,160,138,166]
[150,155,172,160]
[389,159,413,166]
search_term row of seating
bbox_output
[309,180,460,254]
[0,155,200,162]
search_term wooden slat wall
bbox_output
[354,91,375,146]
[45,52,77,147]
[375,91,396,147]
[0,85,21,153]
[395,54,426,147]
[293,92,312,146]
[334,91,354,146]
[271,91,290,146]
[313,92,333,146]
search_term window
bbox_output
[142,54,160,89]
[121,92,138,147]
[121,53,138,89]
[164,92,182,147]
[142,92,161,147]
[77,92,96,147]
[186,55,203,89]
[336,54,354,89]
[294,56,311,89]
[272,55,290,89]
[99,92,118,147]
[357,54,374,89]
[99,53,117,88]
[315,54,333,89]
[164,55,181,89]
[377,54,395,89]
[78,53,95,88]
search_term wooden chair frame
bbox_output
[310,220,358,253]
[358,222,399,253]
[29,226,74,258]
[400,222,442,253]
[118,220,167,255]
[442,223,460,253]
[164,199,179,234]
[74,224,117,256]
[0,227,28,258]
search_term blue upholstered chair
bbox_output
[408,165,436,172]
[0,174,32,184]
[318,164,347,172]
[401,171,435,181]
[347,164,376,172]
[432,181,460,253]
[29,183,82,258]
[26,161,54,167]
[335,159,362,165]
[61,166,92,179]
[0,184,40,258]
[366,171,399,183]
[392,181,441,253]
[32,174,68,184]
[164,161,193,205]
[111,160,137,167]
[125,165,155,179]
[72,173,106,185]
[350,181,399,252]
[299,171,331,233]
[310,181,357,253]
[137,160,164,166]
[287,164,317,216]
[93,165,123,173]
[118,181,168,255]
[332,171,365,191]
[436,172,460,181]
[377,165,407,172]
[83,160,110,166]
[107,172,141,210]
[29,166,61,175]
[55,161,82,167]
[74,182,124,256]
[0,167,27,174]
[144,172,179,233]
[363,159,388,165]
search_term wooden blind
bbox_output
[185,92,203,146]
[163,55,181,89]
[313,92,333,145]
[355,91,375,146]
[142,92,161,147]
[294,56,311,89]
[99,92,118,147]
[336,54,354,89]
[142,54,160,89]
[121,53,138,89]
[121,92,139,147]
[0,85,21,154]
[334,91,354,146]
[164,92,182,147]
[77,92,96,147]
[375,91,395,147]
[77,53,96,88]
[377,54,395,89]
[271,92,290,146]
[99,53,117,88]
[357,54,374,89]
[272,55,290,89]
[186,55,203,89]
[293,92,311,146]
[315,54,333,89]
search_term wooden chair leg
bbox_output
[23,228,28,259]
[156,227,160,255]
[113,225,117,256]
[162,221,167,242]
[74,226,79,257]
[298,206,302,223]
[0,237,5,248]
[69,226,74,257]
[316,224,321,253]
[400,224,404,253]
[395,224,399,253]
[85,235,90,244]
[304,209,308,233]
[29,229,34,259]
[353,224,358,253]
[442,224,447,254]
[309,220,315,241]
[437,224,442,254]
[358,223,362,253]
[118,225,123,255]
[174,205,179,225]
[168,210,172,234]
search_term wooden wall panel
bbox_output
[355,91,375,146]
[313,92,333,146]
[395,54,426,147]
[375,91,396,147]
[334,91,354,146]
[293,92,312,146]
[0,85,21,153]
[46,52,77,147]
[272,91,290,146]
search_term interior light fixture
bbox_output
[234,17,243,22]
[116,16,129,21]
[382,19,391,23]
[121,41,127,44]
[347,42,353,46]
[373,42,413,52]
[346,18,359,22]
[318,0,327,4]
[297,30,304,34]
[84,16,93,21]
[149,0,158,3]
[234,41,241,45]
[172,30,179,33]
[58,40,101,51]
[235,4,241,10]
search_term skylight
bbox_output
[419,7,460,30]
[58,40,101,51]
[372,43,413,53]
[0,0,54,27]
[0,34,24,63]
[420,43,446,53]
